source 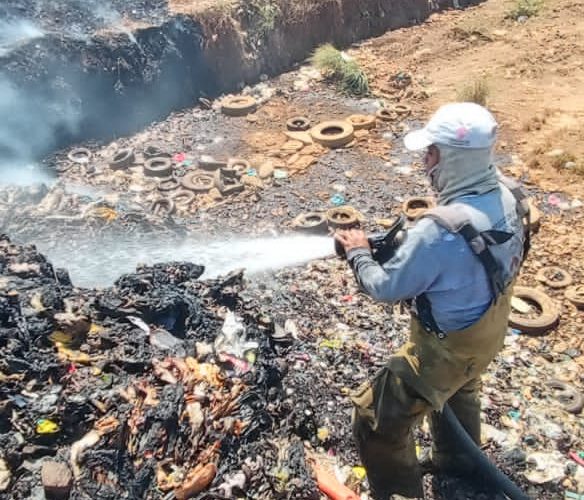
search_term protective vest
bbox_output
[415,175,531,338]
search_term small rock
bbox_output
[242,175,264,189]
[545,149,565,158]
[208,188,223,201]
[258,161,274,179]
[563,161,576,169]
[41,461,72,499]
[502,447,527,465]
[284,131,313,145]
[492,29,508,37]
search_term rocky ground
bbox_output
[1,0,584,499]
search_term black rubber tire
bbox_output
[181,172,215,193]
[144,146,169,160]
[310,121,355,148]
[286,116,311,132]
[326,207,360,229]
[403,197,436,220]
[347,114,377,130]
[158,178,180,192]
[393,103,412,117]
[68,147,92,164]
[292,212,328,234]
[535,266,573,289]
[214,170,244,195]
[171,190,196,208]
[223,159,250,178]
[150,198,175,217]
[109,149,135,170]
[144,157,173,178]
[509,286,560,335]
[376,108,396,122]
[221,96,257,117]
[546,380,584,415]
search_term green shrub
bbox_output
[311,44,370,96]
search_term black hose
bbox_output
[442,403,530,500]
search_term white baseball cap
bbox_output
[404,102,498,150]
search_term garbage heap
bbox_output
[0,235,320,499]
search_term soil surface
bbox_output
[1,0,584,499]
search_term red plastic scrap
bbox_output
[569,451,584,467]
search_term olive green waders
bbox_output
[351,289,511,498]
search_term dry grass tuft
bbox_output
[506,0,544,20]
[456,77,490,106]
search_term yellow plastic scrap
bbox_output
[319,339,343,350]
[50,330,75,346]
[245,351,257,364]
[88,323,104,336]
[36,419,59,434]
[352,466,367,481]
[89,206,118,221]
[317,427,330,442]
[56,344,92,365]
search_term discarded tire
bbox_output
[311,121,355,148]
[223,159,250,178]
[171,190,196,207]
[199,156,228,171]
[565,285,584,309]
[150,197,175,217]
[347,114,377,130]
[109,149,135,170]
[144,157,172,178]
[326,206,360,229]
[181,172,215,193]
[535,266,573,289]
[509,286,559,335]
[144,145,169,160]
[292,212,328,234]
[546,380,584,415]
[158,178,180,192]
[67,147,92,164]
[286,116,311,132]
[403,197,436,220]
[393,104,412,117]
[221,96,257,117]
[376,108,396,122]
[214,170,244,196]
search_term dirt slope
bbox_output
[354,0,584,198]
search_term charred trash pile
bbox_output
[0,235,324,499]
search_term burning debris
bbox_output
[0,235,325,499]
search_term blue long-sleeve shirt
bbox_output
[347,185,525,332]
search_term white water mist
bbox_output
[35,233,335,288]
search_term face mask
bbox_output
[427,162,441,191]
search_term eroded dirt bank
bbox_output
[0,0,479,163]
